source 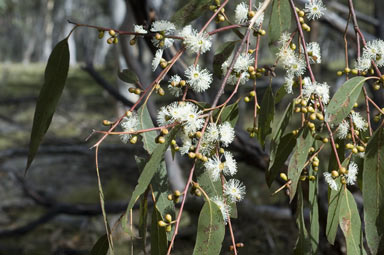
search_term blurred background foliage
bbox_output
[0,0,383,254]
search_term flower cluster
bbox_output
[157,102,204,133]
[302,77,330,105]
[150,20,176,49]
[355,39,384,71]
[180,25,212,54]
[221,53,254,85]
[234,2,264,27]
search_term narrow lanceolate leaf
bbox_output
[137,105,157,153]
[258,85,275,149]
[267,102,294,186]
[138,188,149,253]
[152,161,176,240]
[192,202,225,255]
[26,38,70,172]
[213,41,237,78]
[326,181,343,245]
[118,69,139,84]
[122,126,180,233]
[363,125,384,254]
[268,0,291,54]
[171,0,212,27]
[266,133,296,187]
[293,185,311,255]
[308,167,319,254]
[326,76,368,125]
[339,187,364,255]
[287,130,314,201]
[90,234,109,255]
[151,208,168,255]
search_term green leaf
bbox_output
[287,130,314,201]
[152,161,176,240]
[213,41,237,78]
[192,202,225,255]
[266,133,296,187]
[339,187,364,254]
[138,188,149,253]
[122,126,180,233]
[171,0,212,27]
[268,0,291,54]
[90,234,109,255]
[308,167,319,254]
[258,85,275,149]
[274,84,288,104]
[151,208,168,255]
[26,38,70,171]
[326,179,343,245]
[363,125,384,254]
[293,184,311,255]
[137,105,158,153]
[118,69,139,84]
[326,76,369,125]
[218,102,239,127]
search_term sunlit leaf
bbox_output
[192,201,225,255]
[268,0,291,54]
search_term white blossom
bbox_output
[336,120,350,139]
[180,25,212,54]
[205,123,219,142]
[211,196,230,222]
[235,2,249,24]
[150,20,175,49]
[302,78,330,104]
[204,156,223,181]
[234,53,254,73]
[119,113,139,143]
[185,65,213,92]
[287,57,306,77]
[278,32,291,46]
[152,49,163,71]
[323,172,339,191]
[134,25,147,34]
[346,161,358,185]
[219,122,235,147]
[355,57,371,72]
[350,111,367,131]
[224,179,246,203]
[168,75,183,97]
[223,151,237,176]
[307,42,321,64]
[304,0,326,20]
[284,74,295,94]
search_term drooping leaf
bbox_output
[171,0,212,27]
[308,167,319,254]
[192,202,225,255]
[293,184,311,255]
[138,188,149,253]
[118,69,139,84]
[339,187,364,255]
[363,125,384,254]
[274,84,288,104]
[137,104,158,153]
[151,208,168,255]
[326,180,343,245]
[26,38,70,172]
[258,85,275,149]
[287,130,314,201]
[326,76,369,125]
[152,161,176,240]
[90,234,109,255]
[268,0,291,54]
[266,133,296,187]
[122,126,180,233]
[213,41,237,77]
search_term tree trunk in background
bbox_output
[41,0,54,61]
[64,0,77,66]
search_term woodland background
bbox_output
[0,0,383,254]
